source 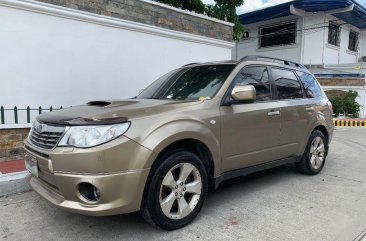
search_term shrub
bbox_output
[329,90,361,118]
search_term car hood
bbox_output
[37,99,201,126]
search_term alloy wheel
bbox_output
[309,136,325,169]
[159,163,202,220]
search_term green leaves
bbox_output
[205,1,244,41]
[155,0,244,41]
[329,90,361,118]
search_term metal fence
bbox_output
[0,106,63,124]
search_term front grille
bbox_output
[24,145,49,158]
[30,123,65,149]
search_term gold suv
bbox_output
[24,56,334,230]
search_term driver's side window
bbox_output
[232,66,272,102]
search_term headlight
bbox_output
[58,122,130,148]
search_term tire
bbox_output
[140,150,208,230]
[296,130,328,175]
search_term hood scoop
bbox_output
[87,101,111,107]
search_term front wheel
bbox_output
[296,130,328,175]
[141,150,208,230]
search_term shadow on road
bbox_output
[39,164,299,236]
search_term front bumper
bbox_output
[26,168,149,216]
[24,135,156,216]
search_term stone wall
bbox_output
[318,78,365,86]
[36,0,233,42]
[0,128,30,162]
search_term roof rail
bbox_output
[240,55,307,69]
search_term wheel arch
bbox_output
[313,125,329,144]
[151,138,215,180]
[131,118,221,177]
[298,122,331,156]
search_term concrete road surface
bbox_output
[1,128,366,241]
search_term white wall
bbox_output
[322,15,361,65]
[302,14,326,65]
[339,24,360,63]
[0,0,234,124]
[236,15,302,63]
[361,32,366,58]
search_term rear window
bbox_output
[296,71,323,98]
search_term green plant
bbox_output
[329,90,361,118]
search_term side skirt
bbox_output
[213,156,301,189]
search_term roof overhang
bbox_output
[239,0,366,30]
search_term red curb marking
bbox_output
[0,160,26,174]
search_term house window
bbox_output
[259,22,297,48]
[348,30,359,52]
[242,30,250,40]
[328,22,341,46]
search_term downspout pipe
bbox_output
[290,5,306,64]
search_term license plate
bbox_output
[24,153,38,177]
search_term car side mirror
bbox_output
[231,85,256,102]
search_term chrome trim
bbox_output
[29,121,67,150]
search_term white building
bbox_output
[236,0,366,117]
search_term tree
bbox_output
[205,0,244,41]
[155,0,244,41]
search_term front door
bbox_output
[220,66,283,172]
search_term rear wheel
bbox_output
[141,150,208,230]
[296,130,328,175]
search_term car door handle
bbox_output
[305,106,315,111]
[267,110,281,116]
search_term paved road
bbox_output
[1,128,366,241]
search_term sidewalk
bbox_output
[0,159,30,197]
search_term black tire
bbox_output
[296,130,328,175]
[140,150,208,230]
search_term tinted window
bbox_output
[272,68,303,99]
[137,70,177,99]
[138,65,235,100]
[232,66,271,102]
[296,71,322,98]
[328,22,341,46]
[260,22,296,48]
[348,30,359,52]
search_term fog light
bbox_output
[78,183,100,202]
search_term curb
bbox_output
[333,119,366,127]
[0,171,31,197]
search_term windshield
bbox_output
[137,64,235,101]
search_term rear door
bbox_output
[270,67,312,157]
[220,65,283,172]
